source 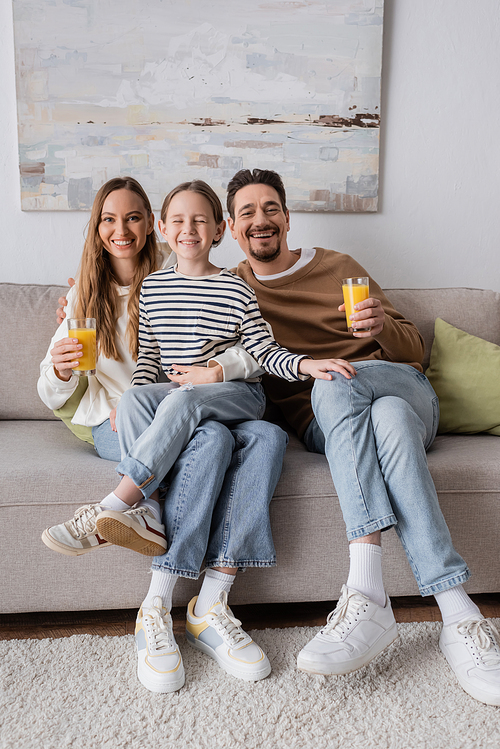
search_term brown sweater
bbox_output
[236,247,425,438]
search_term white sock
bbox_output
[194,569,236,617]
[99,492,131,513]
[346,542,386,608]
[141,570,178,612]
[434,585,481,626]
[136,496,161,523]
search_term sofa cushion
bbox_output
[425,318,500,435]
[385,288,500,369]
[0,283,67,420]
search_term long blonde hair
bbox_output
[75,177,161,361]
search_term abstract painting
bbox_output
[13,0,384,211]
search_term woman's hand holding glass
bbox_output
[51,336,83,381]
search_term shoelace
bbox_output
[67,505,100,539]
[145,598,174,651]
[321,587,367,640]
[211,590,247,647]
[458,618,500,667]
[126,507,149,518]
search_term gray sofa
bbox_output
[1,283,499,615]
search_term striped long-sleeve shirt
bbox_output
[132,266,309,386]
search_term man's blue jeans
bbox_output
[115,381,266,498]
[304,361,470,596]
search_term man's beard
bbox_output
[247,234,282,263]
[248,245,281,263]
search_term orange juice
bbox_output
[71,328,96,373]
[342,279,370,331]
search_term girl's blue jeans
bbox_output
[98,381,287,577]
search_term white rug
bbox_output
[1,621,500,749]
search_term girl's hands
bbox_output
[298,357,356,381]
[169,363,224,385]
[51,337,82,381]
[109,407,117,432]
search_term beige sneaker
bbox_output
[186,591,271,682]
[96,506,167,556]
[42,504,112,556]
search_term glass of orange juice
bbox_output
[68,318,97,376]
[342,277,371,332]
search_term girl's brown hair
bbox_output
[74,176,161,361]
[160,180,225,247]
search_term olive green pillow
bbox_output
[425,317,500,436]
[53,377,94,445]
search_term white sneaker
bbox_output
[135,596,185,693]
[185,592,271,682]
[297,585,398,675]
[42,504,111,556]
[95,506,167,556]
[439,617,500,706]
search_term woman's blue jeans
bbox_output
[305,361,470,596]
[92,420,121,461]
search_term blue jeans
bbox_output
[304,361,470,596]
[92,420,121,461]
[152,419,287,577]
[115,381,266,498]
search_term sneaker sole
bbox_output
[96,512,167,556]
[297,624,399,676]
[41,529,111,556]
[439,638,500,706]
[137,660,185,693]
[186,631,271,682]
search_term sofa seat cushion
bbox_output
[427,433,500,492]
[3,423,499,508]
[1,421,117,509]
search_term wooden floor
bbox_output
[1,593,499,640]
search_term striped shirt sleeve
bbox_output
[238,291,309,381]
